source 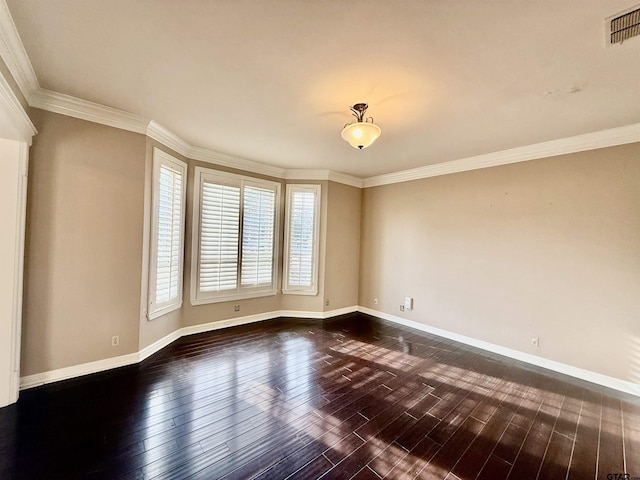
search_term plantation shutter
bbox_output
[199,182,241,292]
[149,148,186,320]
[287,190,316,287]
[241,185,276,287]
[191,167,280,304]
[283,184,320,295]
[154,164,184,304]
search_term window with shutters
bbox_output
[283,184,321,295]
[148,148,187,319]
[191,167,280,304]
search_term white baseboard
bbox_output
[20,352,140,390]
[322,306,360,318]
[357,306,640,397]
[20,305,638,397]
[138,329,182,363]
[19,306,359,390]
[280,306,359,319]
[181,311,277,337]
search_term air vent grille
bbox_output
[610,7,640,44]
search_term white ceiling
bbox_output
[5,0,640,177]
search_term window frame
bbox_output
[190,166,281,305]
[148,148,187,320]
[282,184,321,296]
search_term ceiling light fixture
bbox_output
[341,103,381,150]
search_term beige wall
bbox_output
[23,109,146,375]
[324,181,361,311]
[359,143,640,383]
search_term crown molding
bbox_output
[20,86,640,190]
[0,65,35,143]
[328,170,364,188]
[146,120,190,156]
[284,169,363,188]
[0,0,38,100]
[363,123,640,188]
[284,169,332,181]
[23,87,284,181]
[25,89,359,184]
[30,88,149,134]
[188,144,286,179]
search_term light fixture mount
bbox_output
[350,103,369,122]
[341,103,381,150]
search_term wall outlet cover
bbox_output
[404,296,413,311]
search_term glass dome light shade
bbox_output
[341,121,381,150]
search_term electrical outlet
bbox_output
[234,304,240,312]
[400,305,405,312]
[111,335,119,347]
[325,299,330,307]
[531,336,539,347]
[404,296,414,311]
[373,298,378,305]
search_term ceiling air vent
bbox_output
[608,5,640,44]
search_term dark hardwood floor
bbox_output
[1,313,639,479]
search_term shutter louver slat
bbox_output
[199,182,241,292]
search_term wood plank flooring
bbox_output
[1,313,639,479]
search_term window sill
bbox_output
[190,289,277,306]
[148,301,182,321]
[282,288,318,296]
